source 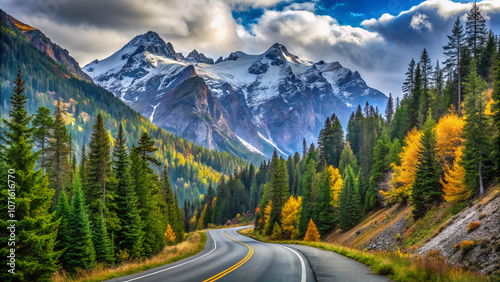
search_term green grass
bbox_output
[240,229,487,282]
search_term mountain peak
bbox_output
[186,49,214,64]
[264,42,300,66]
[123,31,183,61]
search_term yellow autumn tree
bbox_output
[441,145,471,202]
[328,166,343,207]
[281,196,301,238]
[189,215,197,231]
[303,219,320,242]
[197,204,207,230]
[435,109,465,169]
[380,128,421,204]
[164,224,176,245]
[262,201,273,234]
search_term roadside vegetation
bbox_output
[52,232,207,282]
[240,228,487,282]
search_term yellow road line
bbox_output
[203,231,254,282]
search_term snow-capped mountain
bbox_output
[83,31,387,158]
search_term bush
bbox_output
[460,241,475,255]
[478,213,486,220]
[467,221,481,232]
[394,233,401,241]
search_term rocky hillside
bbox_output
[324,186,500,277]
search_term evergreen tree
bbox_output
[93,204,115,265]
[298,144,319,237]
[32,106,53,171]
[316,167,336,235]
[318,113,344,168]
[266,151,289,235]
[443,17,465,116]
[385,93,394,129]
[433,61,446,120]
[65,177,96,272]
[203,183,215,228]
[465,0,487,59]
[420,48,433,91]
[411,113,442,219]
[86,113,111,219]
[367,131,391,210]
[402,59,416,99]
[112,124,144,258]
[463,60,489,195]
[79,143,88,186]
[55,190,71,270]
[134,132,161,171]
[339,142,357,174]
[339,165,361,231]
[493,55,500,182]
[346,105,364,157]
[478,30,497,81]
[45,101,71,205]
[0,69,60,281]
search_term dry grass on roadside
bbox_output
[240,228,487,282]
[53,232,207,282]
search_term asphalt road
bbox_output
[107,226,390,282]
[107,226,314,282]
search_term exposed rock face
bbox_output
[419,194,500,276]
[84,32,387,158]
[7,14,92,82]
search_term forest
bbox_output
[185,1,500,240]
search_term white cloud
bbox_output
[410,13,433,32]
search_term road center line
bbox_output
[124,231,217,282]
[203,231,254,282]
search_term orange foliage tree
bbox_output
[262,201,273,234]
[281,196,301,238]
[328,166,343,207]
[441,146,471,202]
[303,219,320,242]
[381,128,421,204]
[435,109,465,169]
[164,224,176,245]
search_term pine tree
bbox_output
[55,190,71,270]
[318,113,344,168]
[420,48,433,91]
[385,93,394,129]
[339,142,357,174]
[86,113,111,219]
[463,60,489,195]
[433,61,446,119]
[493,55,500,182]
[347,105,364,157]
[444,17,465,116]
[203,183,215,228]
[339,165,361,231]
[478,30,497,81]
[0,69,60,281]
[32,106,53,171]
[79,143,88,186]
[65,177,96,273]
[402,59,416,99]
[303,219,320,242]
[45,101,72,205]
[134,132,161,171]
[93,204,115,265]
[367,131,391,210]
[298,144,319,237]
[266,151,289,235]
[316,167,336,235]
[411,113,442,219]
[465,0,487,59]
[112,124,144,258]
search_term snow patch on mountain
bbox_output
[236,135,265,157]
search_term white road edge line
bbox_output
[234,228,306,282]
[124,230,217,282]
[279,245,307,282]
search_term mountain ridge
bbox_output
[83,31,388,157]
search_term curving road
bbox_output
[108,226,314,282]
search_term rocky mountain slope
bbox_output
[7,15,92,82]
[84,31,387,157]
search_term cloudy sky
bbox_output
[3,0,500,97]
